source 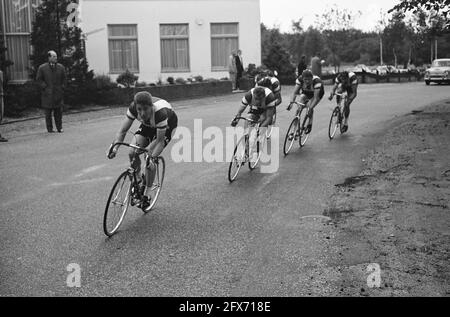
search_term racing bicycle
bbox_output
[228,116,266,183]
[283,101,312,156]
[104,142,165,237]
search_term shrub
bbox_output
[135,81,148,87]
[4,81,41,116]
[167,77,175,85]
[194,75,203,82]
[175,77,186,84]
[94,74,116,90]
[116,69,138,87]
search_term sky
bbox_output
[260,0,400,33]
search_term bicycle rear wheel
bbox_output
[328,107,340,140]
[283,117,299,156]
[228,136,246,182]
[103,171,132,237]
[143,157,165,213]
[299,108,310,147]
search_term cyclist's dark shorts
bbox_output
[340,83,358,95]
[136,113,178,146]
[303,89,324,101]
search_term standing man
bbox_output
[311,52,323,77]
[228,50,237,91]
[0,69,7,142]
[297,55,307,78]
[36,50,66,133]
[235,49,244,91]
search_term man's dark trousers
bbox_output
[45,107,62,132]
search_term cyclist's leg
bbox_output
[247,112,260,161]
[343,84,357,126]
[336,84,344,105]
[130,126,151,181]
[144,115,178,196]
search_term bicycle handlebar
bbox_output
[233,116,259,124]
[289,101,306,107]
[108,142,149,157]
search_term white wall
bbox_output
[80,0,261,83]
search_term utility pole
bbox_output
[380,36,383,65]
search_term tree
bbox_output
[303,27,325,59]
[389,0,450,30]
[383,11,414,66]
[262,31,295,84]
[30,0,92,83]
[314,4,362,31]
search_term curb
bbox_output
[2,106,110,125]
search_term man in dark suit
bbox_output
[36,50,67,133]
[0,70,7,142]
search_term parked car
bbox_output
[348,64,371,73]
[375,65,389,75]
[386,65,400,73]
[424,58,450,85]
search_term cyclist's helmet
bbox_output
[301,69,313,80]
[253,86,266,100]
[134,91,153,106]
[257,77,272,89]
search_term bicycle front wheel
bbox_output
[299,109,310,147]
[283,117,299,156]
[103,171,132,237]
[228,136,246,182]
[328,107,340,140]
[249,131,262,171]
[143,157,165,213]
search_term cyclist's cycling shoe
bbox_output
[305,124,312,135]
[341,125,348,133]
[139,196,152,211]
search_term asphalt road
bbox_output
[1,82,449,296]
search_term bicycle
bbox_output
[328,92,348,140]
[228,116,266,183]
[283,101,311,156]
[104,142,165,237]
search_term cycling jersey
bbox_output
[127,97,176,130]
[242,87,277,115]
[335,72,358,87]
[295,75,324,99]
[126,97,178,144]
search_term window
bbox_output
[211,23,238,71]
[160,24,189,72]
[108,24,139,73]
[0,0,42,81]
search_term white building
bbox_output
[81,0,261,83]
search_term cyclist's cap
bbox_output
[341,71,349,79]
[253,87,266,99]
[302,69,313,79]
[134,91,153,106]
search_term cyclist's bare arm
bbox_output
[329,83,339,99]
[109,117,134,158]
[290,84,301,103]
[235,103,248,118]
[148,128,166,158]
[309,89,322,109]
[261,107,275,127]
